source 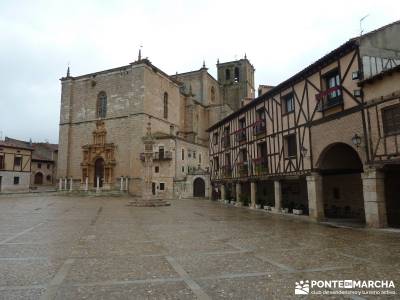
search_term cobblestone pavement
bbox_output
[0,194,399,299]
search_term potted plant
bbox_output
[293,204,304,215]
[264,200,273,211]
[229,198,236,205]
[281,207,289,213]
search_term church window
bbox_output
[234,67,240,82]
[97,92,107,118]
[160,182,165,190]
[182,149,185,160]
[225,69,231,80]
[155,166,159,173]
[163,92,168,119]
[211,87,215,102]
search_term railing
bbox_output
[154,151,172,160]
[252,119,266,136]
[222,135,230,148]
[237,161,248,176]
[235,128,246,143]
[316,86,343,112]
[252,157,268,175]
[221,165,232,177]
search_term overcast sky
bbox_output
[0,0,398,143]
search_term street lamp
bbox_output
[351,134,362,148]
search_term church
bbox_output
[57,53,255,198]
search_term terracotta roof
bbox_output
[3,137,58,161]
[0,140,33,150]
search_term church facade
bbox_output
[57,54,254,198]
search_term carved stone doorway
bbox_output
[94,158,105,188]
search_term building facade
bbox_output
[0,140,32,192]
[57,55,254,198]
[3,138,58,189]
[208,21,400,228]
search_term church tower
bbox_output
[217,55,255,111]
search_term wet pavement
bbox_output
[0,194,399,299]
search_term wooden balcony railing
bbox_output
[235,128,247,143]
[222,135,230,148]
[237,161,249,176]
[316,86,343,112]
[252,119,266,136]
[253,157,268,175]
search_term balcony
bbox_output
[316,86,343,112]
[222,135,231,148]
[253,157,268,175]
[253,119,266,136]
[235,128,247,143]
[154,151,172,160]
[221,165,232,177]
[237,162,249,176]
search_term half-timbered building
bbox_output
[208,21,400,228]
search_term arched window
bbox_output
[211,86,215,102]
[97,92,107,118]
[225,69,231,80]
[163,92,168,119]
[234,67,240,82]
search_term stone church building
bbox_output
[57,54,254,198]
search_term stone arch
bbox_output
[34,172,43,185]
[317,142,365,223]
[94,157,105,188]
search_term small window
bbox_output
[97,92,107,118]
[193,152,196,159]
[214,157,219,169]
[199,153,201,164]
[382,105,400,136]
[38,163,42,169]
[14,157,22,168]
[181,149,185,160]
[284,134,297,158]
[160,183,165,190]
[225,69,231,80]
[163,92,168,119]
[47,164,50,169]
[188,152,191,158]
[46,175,52,181]
[282,93,294,114]
[0,155,4,169]
[14,176,20,185]
[213,132,219,145]
[182,166,185,173]
[155,166,159,173]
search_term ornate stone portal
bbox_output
[81,121,116,190]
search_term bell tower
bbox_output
[217,55,255,111]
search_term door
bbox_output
[94,158,105,187]
[34,172,43,185]
[193,177,205,197]
[152,182,156,195]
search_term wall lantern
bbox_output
[300,146,308,157]
[351,134,362,148]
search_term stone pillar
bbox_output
[362,168,387,228]
[59,178,62,191]
[221,184,226,201]
[120,177,124,191]
[64,178,67,191]
[235,183,241,202]
[96,177,100,193]
[250,182,257,208]
[306,173,324,221]
[69,178,73,192]
[125,177,129,191]
[85,177,88,192]
[274,180,282,211]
